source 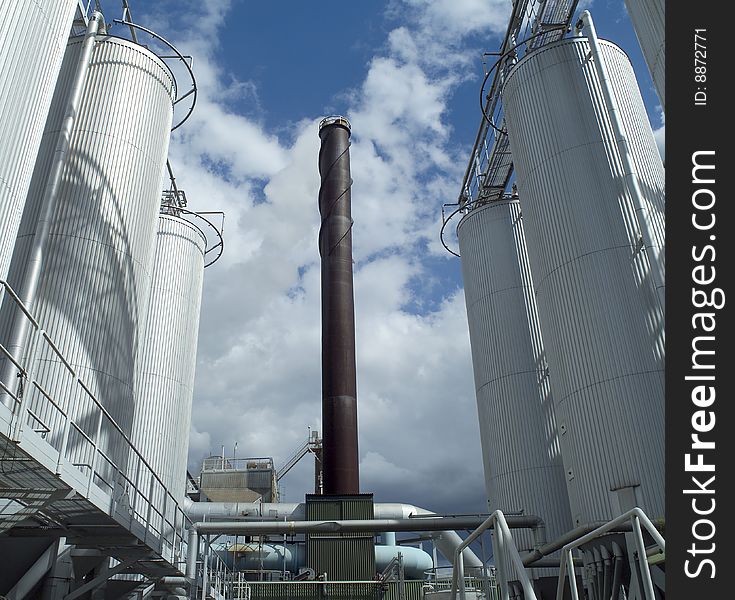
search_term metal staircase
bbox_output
[275,430,322,482]
[0,278,189,595]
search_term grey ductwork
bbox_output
[182,499,533,572]
[185,514,547,581]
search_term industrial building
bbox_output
[1,1,665,599]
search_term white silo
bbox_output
[0,1,78,281]
[501,34,665,526]
[624,0,665,109]
[1,34,174,475]
[457,198,572,556]
[132,212,206,502]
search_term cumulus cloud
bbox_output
[391,0,511,41]
[136,0,512,514]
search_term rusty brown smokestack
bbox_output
[318,116,359,495]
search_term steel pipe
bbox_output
[577,10,665,311]
[194,516,491,536]
[0,11,105,410]
[181,500,530,570]
[183,511,545,582]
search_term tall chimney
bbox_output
[318,116,359,495]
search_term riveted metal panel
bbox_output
[624,0,665,108]
[305,494,375,580]
[457,199,573,553]
[1,35,174,474]
[0,0,77,281]
[131,215,204,503]
[502,37,665,526]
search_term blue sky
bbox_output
[99,0,664,515]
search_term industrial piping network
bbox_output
[182,498,548,578]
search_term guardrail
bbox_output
[428,573,499,600]
[450,510,537,600]
[0,278,190,568]
[190,545,242,600]
[447,506,665,600]
[201,456,274,472]
[555,507,665,600]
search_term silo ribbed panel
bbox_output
[132,215,205,503]
[0,0,77,281]
[458,200,572,554]
[502,38,665,526]
[624,0,665,109]
[1,36,174,475]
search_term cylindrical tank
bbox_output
[132,213,206,502]
[502,37,665,526]
[1,35,174,476]
[624,0,664,109]
[0,0,78,281]
[457,199,572,553]
[213,543,433,579]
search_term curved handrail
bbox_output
[112,20,197,131]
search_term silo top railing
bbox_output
[440,0,580,256]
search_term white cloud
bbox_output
[396,0,511,40]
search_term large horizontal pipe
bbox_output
[522,522,614,567]
[159,577,189,586]
[522,557,583,569]
[182,498,304,521]
[520,516,664,567]
[192,516,543,536]
[185,513,545,581]
[182,499,543,573]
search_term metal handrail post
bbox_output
[201,537,209,600]
[132,456,142,526]
[144,473,154,544]
[87,409,103,496]
[632,515,656,599]
[16,325,43,435]
[457,552,466,600]
[161,489,169,552]
[555,550,568,600]
[57,391,73,472]
[494,520,509,600]
[496,512,536,599]
[170,501,178,561]
[450,552,459,600]
[567,549,580,600]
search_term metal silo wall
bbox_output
[624,0,665,109]
[1,36,174,474]
[502,38,665,527]
[457,199,572,553]
[0,0,77,281]
[132,214,205,502]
